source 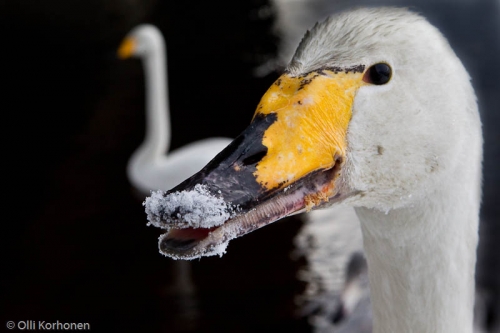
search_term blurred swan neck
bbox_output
[142,38,170,156]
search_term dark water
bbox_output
[2,0,499,332]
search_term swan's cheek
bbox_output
[346,97,438,209]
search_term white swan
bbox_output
[144,8,482,333]
[117,24,231,194]
[118,25,232,332]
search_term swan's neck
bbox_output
[141,40,170,159]
[355,180,479,332]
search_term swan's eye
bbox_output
[363,63,392,85]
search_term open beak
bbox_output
[145,68,367,259]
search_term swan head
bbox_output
[144,7,481,259]
[118,24,165,59]
[287,7,480,212]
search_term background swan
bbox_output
[294,206,369,332]
[118,25,232,331]
[118,24,231,194]
[145,7,483,333]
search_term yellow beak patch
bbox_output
[254,70,366,190]
[117,37,136,59]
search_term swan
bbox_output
[118,25,231,332]
[144,8,482,333]
[117,24,231,194]
[294,206,368,331]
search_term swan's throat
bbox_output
[356,192,478,333]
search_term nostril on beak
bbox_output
[241,151,267,166]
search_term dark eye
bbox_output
[363,63,392,85]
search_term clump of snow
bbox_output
[211,241,229,258]
[144,184,238,229]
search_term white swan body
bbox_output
[143,8,482,333]
[119,25,231,193]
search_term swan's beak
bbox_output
[117,37,136,59]
[145,69,367,259]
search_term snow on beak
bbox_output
[144,68,367,259]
